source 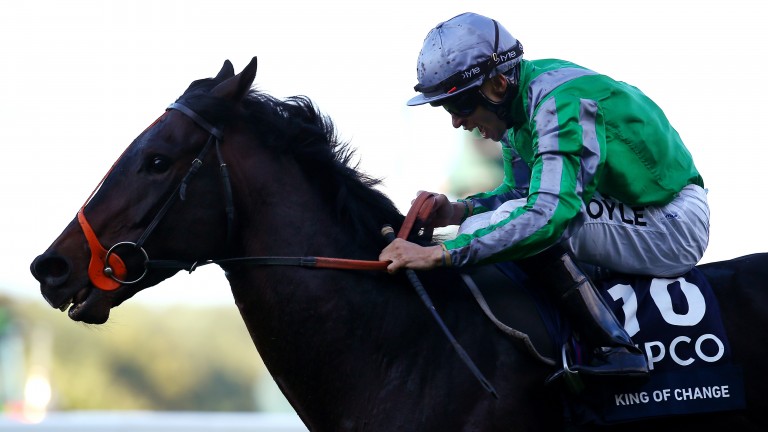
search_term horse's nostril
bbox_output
[31,253,71,287]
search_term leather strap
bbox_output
[77,208,128,290]
[397,191,439,241]
[144,193,443,273]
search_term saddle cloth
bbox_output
[488,263,746,425]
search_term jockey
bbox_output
[380,12,710,379]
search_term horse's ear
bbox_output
[215,60,236,81]
[211,56,258,101]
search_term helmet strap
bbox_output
[484,20,501,82]
[477,21,518,128]
[478,67,520,128]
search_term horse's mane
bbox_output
[177,79,405,245]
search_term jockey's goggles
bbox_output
[430,87,497,118]
[431,89,485,118]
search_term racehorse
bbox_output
[30,57,768,431]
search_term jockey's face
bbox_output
[448,104,508,141]
[443,77,509,142]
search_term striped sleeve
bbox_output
[443,95,603,266]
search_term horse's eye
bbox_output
[149,156,171,173]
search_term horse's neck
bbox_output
[222,146,423,426]
[228,147,363,256]
[226,200,394,424]
[226,160,388,337]
[239,195,368,258]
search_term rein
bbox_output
[144,191,442,274]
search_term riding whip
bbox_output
[381,225,498,398]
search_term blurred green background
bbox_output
[0,295,268,412]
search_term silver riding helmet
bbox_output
[407,12,524,106]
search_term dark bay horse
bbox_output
[30,58,768,431]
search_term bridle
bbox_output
[77,101,388,292]
[77,100,503,394]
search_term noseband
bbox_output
[77,102,235,290]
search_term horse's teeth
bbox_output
[59,299,73,311]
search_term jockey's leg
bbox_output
[522,244,649,378]
[565,185,709,277]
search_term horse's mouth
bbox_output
[55,286,112,324]
[58,286,89,313]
